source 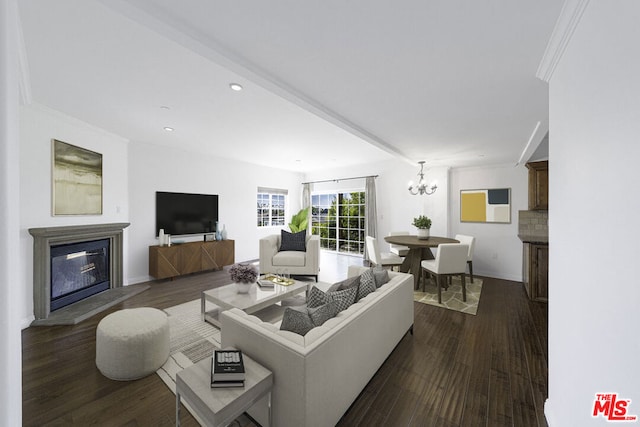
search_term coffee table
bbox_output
[201,280,311,327]
[176,353,273,427]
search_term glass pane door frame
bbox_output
[311,190,365,256]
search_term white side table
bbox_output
[176,353,273,427]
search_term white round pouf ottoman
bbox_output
[96,307,170,381]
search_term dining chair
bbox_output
[387,231,410,257]
[454,234,476,283]
[420,243,469,304]
[365,236,403,270]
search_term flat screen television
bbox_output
[156,191,219,236]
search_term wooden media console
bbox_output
[149,240,234,279]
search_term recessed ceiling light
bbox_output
[160,105,170,110]
[229,83,243,91]
[163,127,174,132]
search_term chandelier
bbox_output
[408,161,437,195]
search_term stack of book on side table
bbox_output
[211,349,245,388]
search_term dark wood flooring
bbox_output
[22,259,547,426]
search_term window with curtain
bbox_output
[311,191,365,255]
[257,187,287,227]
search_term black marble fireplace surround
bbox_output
[28,223,137,325]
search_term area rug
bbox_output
[156,299,220,425]
[413,276,483,315]
[157,300,258,426]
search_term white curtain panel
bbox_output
[364,177,377,261]
[302,183,311,235]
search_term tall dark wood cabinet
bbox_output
[149,240,234,279]
[523,242,549,302]
[521,160,549,302]
[526,161,548,210]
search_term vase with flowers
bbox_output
[412,215,432,240]
[229,263,259,293]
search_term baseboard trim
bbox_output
[544,398,554,426]
[21,315,35,330]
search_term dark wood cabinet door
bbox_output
[526,160,548,210]
[149,245,180,279]
[201,240,235,271]
[529,243,549,302]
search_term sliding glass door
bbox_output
[311,191,365,255]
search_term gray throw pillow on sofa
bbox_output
[280,302,338,336]
[326,275,360,293]
[308,301,338,326]
[279,230,307,251]
[358,269,376,300]
[280,307,315,336]
[372,266,390,288]
[307,286,357,313]
[307,286,325,308]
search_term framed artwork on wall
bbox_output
[52,139,103,215]
[460,188,511,223]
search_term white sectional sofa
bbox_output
[220,265,414,427]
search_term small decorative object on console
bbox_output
[211,349,245,388]
[215,221,223,241]
[229,263,258,293]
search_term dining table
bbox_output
[383,235,459,289]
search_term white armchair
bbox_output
[259,234,320,281]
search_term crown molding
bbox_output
[536,0,591,82]
[515,120,549,166]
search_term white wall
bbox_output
[449,164,528,281]
[306,159,527,281]
[1,0,23,423]
[18,104,304,321]
[127,141,303,283]
[545,2,640,425]
[19,104,129,326]
[305,158,450,247]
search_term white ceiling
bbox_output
[18,0,562,173]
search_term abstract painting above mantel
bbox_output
[52,139,102,215]
[460,188,511,223]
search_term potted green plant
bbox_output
[289,207,309,233]
[412,215,432,240]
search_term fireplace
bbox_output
[50,238,111,311]
[29,223,130,323]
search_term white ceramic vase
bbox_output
[417,228,430,240]
[235,282,253,294]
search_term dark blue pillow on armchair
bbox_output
[279,230,307,251]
